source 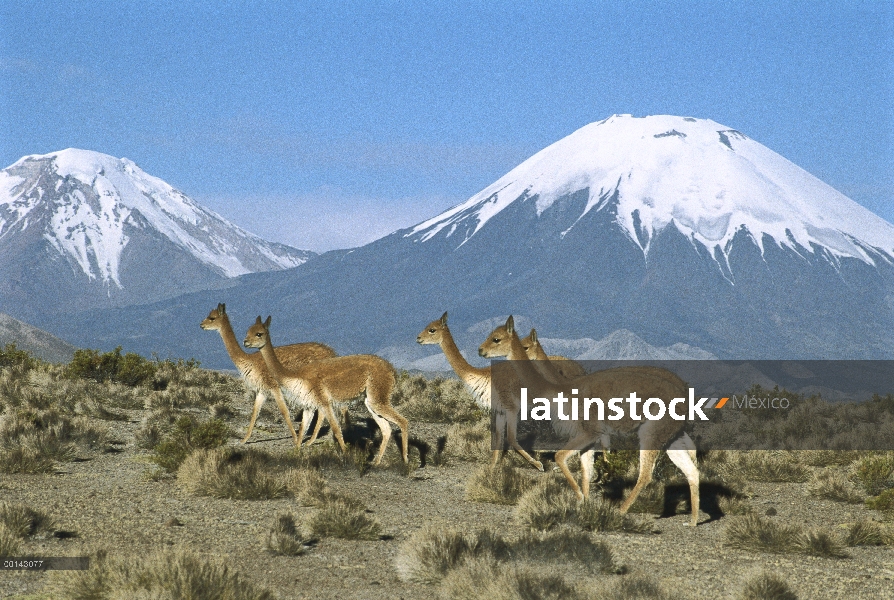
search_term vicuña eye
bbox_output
[428,329,435,333]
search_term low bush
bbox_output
[392,372,481,423]
[0,343,37,369]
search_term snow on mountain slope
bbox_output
[0,149,311,286]
[408,114,894,266]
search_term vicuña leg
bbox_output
[271,387,300,445]
[242,390,266,444]
[504,410,544,471]
[555,431,596,500]
[319,400,347,452]
[666,433,700,526]
[491,410,507,465]
[365,397,409,464]
[619,449,660,515]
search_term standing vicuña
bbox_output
[201,303,337,446]
[417,312,543,471]
[479,316,700,526]
[244,316,410,464]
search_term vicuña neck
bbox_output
[217,316,250,362]
[258,338,289,380]
[440,326,489,380]
[507,331,559,398]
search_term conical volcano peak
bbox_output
[409,115,893,266]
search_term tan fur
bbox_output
[200,303,337,446]
[245,316,409,464]
[416,312,543,471]
[480,316,701,526]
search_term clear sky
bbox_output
[1,1,891,252]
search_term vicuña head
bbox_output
[200,303,228,331]
[244,315,272,349]
[416,311,448,345]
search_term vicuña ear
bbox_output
[255,316,262,324]
[440,311,448,325]
[530,328,538,343]
[220,303,226,314]
[264,316,272,329]
[505,315,515,335]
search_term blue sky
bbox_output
[1,2,891,251]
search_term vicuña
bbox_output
[479,316,701,526]
[201,303,336,446]
[244,316,409,464]
[417,312,543,470]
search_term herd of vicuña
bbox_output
[203,305,702,525]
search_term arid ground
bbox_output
[0,358,892,599]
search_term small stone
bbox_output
[765,507,777,516]
[165,517,184,527]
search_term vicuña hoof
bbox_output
[533,461,544,472]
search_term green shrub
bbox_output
[0,343,37,369]
[65,346,158,387]
[853,454,894,496]
[866,489,894,512]
[150,415,230,472]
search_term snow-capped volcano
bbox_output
[0,149,309,285]
[39,116,894,364]
[0,149,313,322]
[409,114,894,270]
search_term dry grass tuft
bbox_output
[725,515,803,554]
[796,529,848,558]
[307,499,382,540]
[721,451,810,483]
[740,572,798,600]
[48,548,276,599]
[866,488,894,512]
[0,525,21,557]
[465,463,535,505]
[0,502,55,538]
[604,574,672,600]
[177,447,288,500]
[395,527,506,584]
[844,520,890,546]
[439,558,579,600]
[725,515,848,558]
[0,410,106,473]
[395,525,620,587]
[515,475,651,533]
[446,419,492,462]
[807,470,864,503]
[265,513,315,556]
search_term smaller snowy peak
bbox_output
[0,149,312,286]
[407,114,894,267]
